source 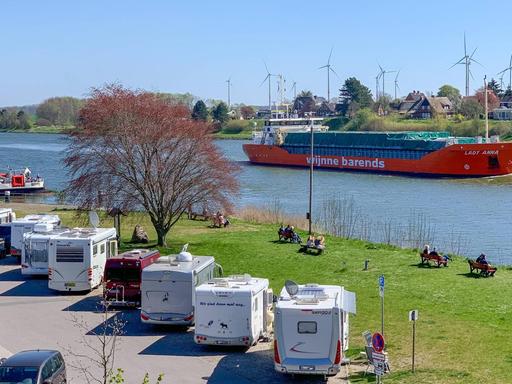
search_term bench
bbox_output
[419,253,448,267]
[468,260,496,277]
[300,244,325,255]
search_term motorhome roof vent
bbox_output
[298,286,329,300]
[213,278,230,287]
[33,223,55,233]
[295,296,320,305]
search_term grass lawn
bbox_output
[8,206,512,383]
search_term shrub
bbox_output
[324,117,349,131]
[221,120,252,134]
[35,118,52,126]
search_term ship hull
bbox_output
[242,143,512,177]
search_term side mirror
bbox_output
[43,380,52,384]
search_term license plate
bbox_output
[65,282,76,287]
[299,365,315,371]
[216,340,229,345]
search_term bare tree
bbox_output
[65,303,126,384]
[64,84,239,246]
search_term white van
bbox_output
[274,283,356,377]
[48,227,117,292]
[195,275,273,347]
[10,214,60,258]
[141,249,215,325]
[21,224,68,276]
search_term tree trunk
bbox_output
[156,228,167,247]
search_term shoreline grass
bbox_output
[3,203,511,383]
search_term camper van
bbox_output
[274,283,356,377]
[21,224,68,275]
[140,247,216,325]
[0,208,15,224]
[48,227,117,292]
[103,249,161,306]
[10,214,60,258]
[194,275,273,347]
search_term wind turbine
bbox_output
[260,62,276,112]
[375,73,381,100]
[497,54,512,90]
[378,64,396,98]
[449,33,482,96]
[276,74,285,107]
[319,48,339,101]
[394,70,401,100]
[226,77,231,108]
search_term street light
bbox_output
[308,117,314,235]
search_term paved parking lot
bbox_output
[0,257,351,383]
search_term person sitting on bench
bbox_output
[314,235,325,250]
[476,253,488,265]
[422,244,430,256]
[306,234,315,248]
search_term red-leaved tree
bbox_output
[64,84,239,246]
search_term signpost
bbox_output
[379,275,385,336]
[372,332,386,383]
[409,310,419,373]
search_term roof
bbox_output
[277,284,341,310]
[53,227,116,241]
[109,249,159,261]
[12,215,60,225]
[143,255,214,276]
[24,227,69,239]
[197,275,268,294]
[427,96,453,113]
[2,350,58,366]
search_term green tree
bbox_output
[36,97,84,126]
[16,111,31,130]
[337,77,373,116]
[487,79,503,99]
[297,90,313,98]
[373,95,392,115]
[212,102,229,125]
[192,100,208,121]
[437,84,462,110]
[459,98,484,119]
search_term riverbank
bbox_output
[4,202,511,383]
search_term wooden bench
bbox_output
[300,244,325,255]
[420,253,448,267]
[468,260,496,277]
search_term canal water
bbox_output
[0,132,511,263]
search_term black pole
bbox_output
[412,319,416,373]
[308,119,314,235]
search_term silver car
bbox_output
[0,350,66,384]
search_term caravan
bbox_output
[48,227,117,292]
[0,208,15,224]
[194,275,273,347]
[10,214,60,258]
[140,247,216,325]
[21,224,68,275]
[274,282,356,377]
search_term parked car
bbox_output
[0,349,66,384]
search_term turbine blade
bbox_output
[469,68,474,80]
[330,67,341,80]
[319,65,328,69]
[395,69,400,82]
[470,47,477,59]
[328,47,333,64]
[470,57,483,67]
[259,74,270,87]
[464,32,467,56]
[449,58,465,69]
[264,61,270,74]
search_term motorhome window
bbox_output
[107,268,123,281]
[100,243,105,254]
[124,268,139,282]
[56,246,84,263]
[298,321,317,334]
[254,297,259,311]
[93,244,98,255]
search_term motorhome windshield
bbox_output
[107,267,139,282]
[0,366,39,383]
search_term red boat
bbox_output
[243,118,512,177]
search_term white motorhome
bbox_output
[194,275,273,347]
[274,283,356,377]
[10,214,60,258]
[21,224,68,275]
[0,208,15,224]
[48,227,117,292]
[140,248,216,325]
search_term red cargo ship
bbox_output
[243,118,512,177]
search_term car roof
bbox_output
[2,350,59,366]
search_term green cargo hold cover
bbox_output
[282,131,455,151]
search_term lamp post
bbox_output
[308,118,314,235]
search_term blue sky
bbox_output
[1,0,512,106]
